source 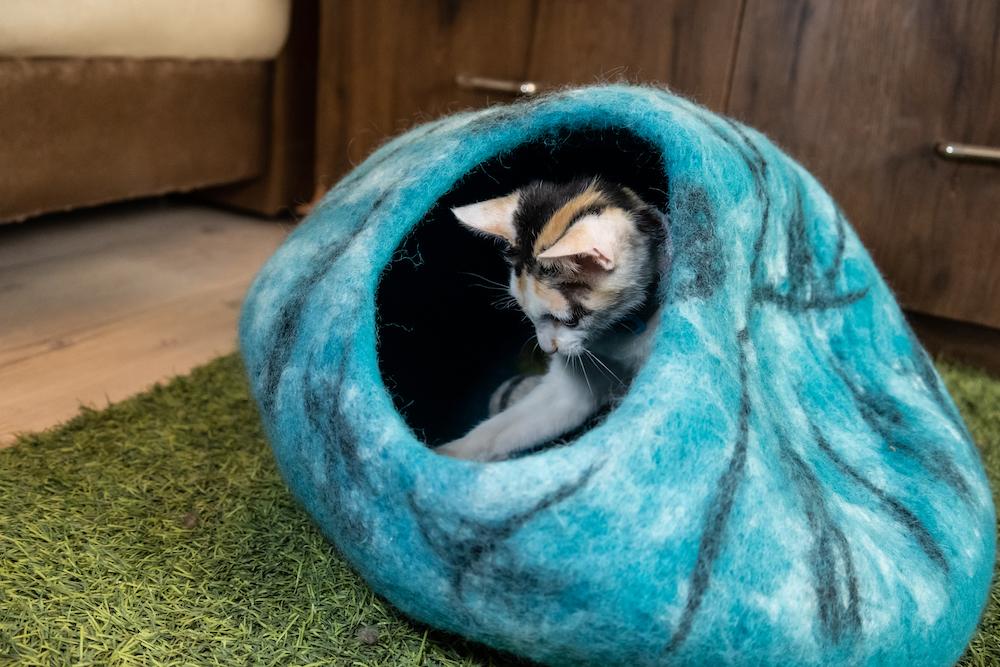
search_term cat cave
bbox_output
[239,86,994,666]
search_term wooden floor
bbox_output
[0,201,289,446]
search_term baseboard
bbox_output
[908,311,1000,376]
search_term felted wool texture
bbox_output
[239,85,995,666]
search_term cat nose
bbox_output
[550,338,559,353]
[538,336,558,354]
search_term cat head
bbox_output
[453,179,665,357]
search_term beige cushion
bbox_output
[0,0,291,60]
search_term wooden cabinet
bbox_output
[524,0,741,110]
[312,0,999,333]
[728,0,1000,329]
[314,0,741,187]
[315,1,536,185]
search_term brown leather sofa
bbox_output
[0,0,315,223]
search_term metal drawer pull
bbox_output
[456,74,540,96]
[935,142,1000,163]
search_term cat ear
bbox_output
[451,193,520,243]
[536,212,627,271]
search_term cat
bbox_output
[437,178,668,461]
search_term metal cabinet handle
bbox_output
[455,74,540,96]
[935,142,1000,164]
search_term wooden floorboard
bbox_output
[0,201,289,446]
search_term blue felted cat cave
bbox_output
[239,86,994,666]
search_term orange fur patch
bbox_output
[580,284,617,312]
[532,182,606,256]
[531,277,570,314]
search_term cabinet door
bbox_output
[526,0,743,111]
[728,0,1000,328]
[315,0,536,188]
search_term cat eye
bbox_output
[542,314,580,329]
[541,313,579,327]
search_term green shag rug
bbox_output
[1,355,998,666]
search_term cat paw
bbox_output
[435,436,497,461]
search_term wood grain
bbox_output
[728,0,1000,328]
[0,203,288,445]
[314,0,745,191]
[314,0,537,189]
[526,0,743,110]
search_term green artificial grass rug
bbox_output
[1,355,998,666]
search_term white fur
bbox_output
[451,193,520,242]
[436,356,598,461]
[438,307,660,461]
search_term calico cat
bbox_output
[437,178,668,461]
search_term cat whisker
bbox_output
[575,354,595,397]
[580,351,609,383]
[460,272,510,290]
[470,282,510,294]
[584,348,624,386]
[491,295,519,310]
